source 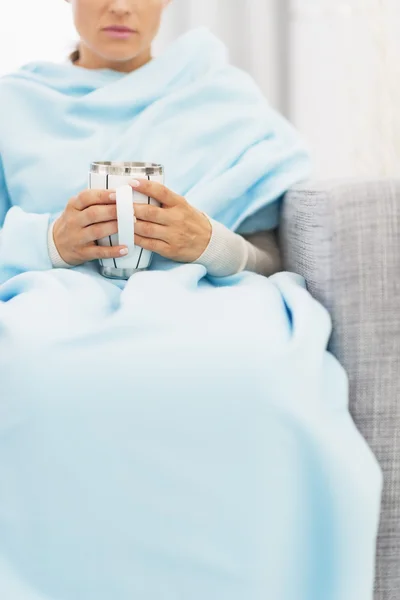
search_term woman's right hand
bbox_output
[52,189,129,266]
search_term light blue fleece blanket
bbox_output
[0,28,381,600]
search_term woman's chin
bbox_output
[97,46,147,67]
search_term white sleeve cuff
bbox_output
[47,220,73,269]
[193,216,248,277]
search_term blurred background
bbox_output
[1,0,399,179]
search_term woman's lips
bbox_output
[102,27,136,40]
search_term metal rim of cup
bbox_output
[90,161,163,176]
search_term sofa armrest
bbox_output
[280,180,400,600]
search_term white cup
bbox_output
[89,162,164,279]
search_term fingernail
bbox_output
[109,192,116,201]
[130,179,140,188]
[120,248,129,256]
[133,216,137,223]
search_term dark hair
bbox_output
[69,46,80,64]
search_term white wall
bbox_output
[0,0,75,74]
[155,0,285,109]
[289,0,400,178]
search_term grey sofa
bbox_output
[280,180,400,600]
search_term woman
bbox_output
[0,2,381,600]
[50,1,281,277]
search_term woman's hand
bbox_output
[52,189,128,266]
[128,179,212,263]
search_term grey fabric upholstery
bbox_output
[280,180,400,600]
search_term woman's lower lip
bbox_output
[103,30,136,39]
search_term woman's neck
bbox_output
[74,45,152,73]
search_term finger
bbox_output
[133,202,169,225]
[80,204,117,227]
[135,219,170,242]
[73,189,116,211]
[130,179,182,207]
[134,234,169,256]
[133,203,169,225]
[84,244,129,262]
[83,220,119,243]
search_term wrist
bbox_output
[196,212,212,260]
[193,217,248,277]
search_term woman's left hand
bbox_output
[129,179,212,263]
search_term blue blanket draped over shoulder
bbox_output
[0,29,381,600]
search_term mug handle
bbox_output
[116,185,135,260]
